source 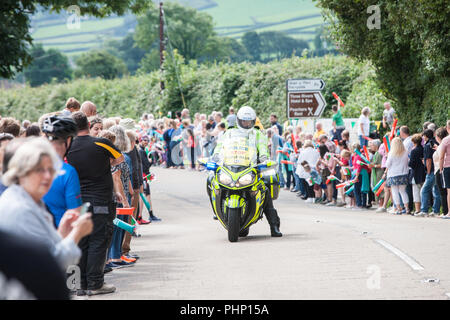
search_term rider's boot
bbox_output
[265,207,282,237]
[270,224,282,237]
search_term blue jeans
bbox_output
[278,162,286,187]
[421,173,440,213]
[332,128,345,142]
[359,135,368,148]
[108,214,127,260]
[353,178,367,207]
[293,171,304,194]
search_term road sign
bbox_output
[288,91,326,118]
[287,78,325,92]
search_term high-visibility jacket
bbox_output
[213,128,269,165]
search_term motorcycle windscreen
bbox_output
[221,136,257,167]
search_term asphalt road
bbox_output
[86,167,450,300]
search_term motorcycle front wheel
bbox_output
[227,207,240,242]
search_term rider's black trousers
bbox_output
[264,191,280,227]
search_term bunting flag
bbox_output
[344,168,351,176]
[307,177,315,186]
[332,92,345,107]
[351,121,356,128]
[375,121,382,129]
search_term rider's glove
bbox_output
[211,153,221,163]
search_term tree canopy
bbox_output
[135,2,221,62]
[74,50,127,80]
[316,0,450,129]
[24,43,72,87]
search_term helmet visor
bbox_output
[237,119,255,130]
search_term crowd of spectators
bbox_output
[0,97,449,299]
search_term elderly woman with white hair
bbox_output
[357,107,371,147]
[0,137,93,270]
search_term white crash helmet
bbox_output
[236,106,256,133]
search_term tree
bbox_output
[316,0,450,129]
[242,32,262,62]
[223,38,251,63]
[243,31,309,62]
[0,0,150,79]
[103,33,146,75]
[134,2,225,62]
[74,50,127,80]
[23,43,72,87]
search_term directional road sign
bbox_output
[287,78,327,119]
[288,91,326,118]
[287,78,325,92]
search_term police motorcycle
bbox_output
[199,136,280,242]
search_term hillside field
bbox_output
[31,0,325,59]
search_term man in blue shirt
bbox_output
[270,113,283,136]
[42,116,82,227]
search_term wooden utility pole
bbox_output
[159,2,165,90]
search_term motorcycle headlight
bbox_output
[218,171,233,185]
[238,173,255,186]
[262,168,277,177]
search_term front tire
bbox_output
[227,207,240,242]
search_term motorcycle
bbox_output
[199,158,280,242]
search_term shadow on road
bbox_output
[238,233,309,242]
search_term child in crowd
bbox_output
[352,143,371,209]
[369,139,384,209]
[301,161,322,203]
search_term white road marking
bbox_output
[374,239,425,271]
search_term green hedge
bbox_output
[0,54,420,128]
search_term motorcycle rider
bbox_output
[212,106,282,237]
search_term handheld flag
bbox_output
[383,135,391,152]
[291,134,298,153]
[332,92,345,107]
[326,175,342,184]
[363,146,371,162]
[345,185,355,195]
[355,149,371,166]
[390,118,398,140]
[372,178,385,192]
[375,182,386,197]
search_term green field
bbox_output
[31,0,325,60]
